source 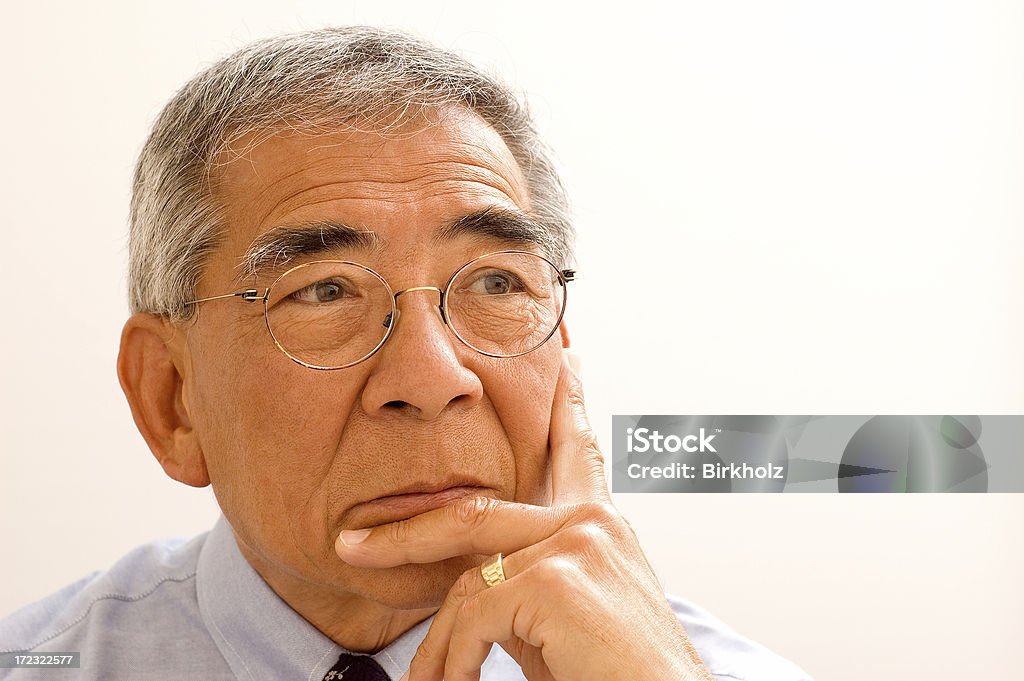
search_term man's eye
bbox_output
[466,271,525,295]
[290,279,353,303]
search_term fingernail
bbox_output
[338,529,371,546]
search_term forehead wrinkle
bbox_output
[219,137,529,226]
[405,158,527,209]
[240,158,373,214]
[258,169,523,223]
[444,136,526,193]
[254,179,371,225]
[282,145,524,202]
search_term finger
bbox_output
[404,569,483,681]
[549,349,611,505]
[335,496,572,567]
[442,581,544,681]
[405,549,523,681]
[406,549,555,681]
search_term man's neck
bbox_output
[235,535,438,653]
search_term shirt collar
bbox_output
[196,514,430,681]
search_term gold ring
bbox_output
[480,552,506,588]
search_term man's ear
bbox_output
[116,312,210,488]
[559,320,571,348]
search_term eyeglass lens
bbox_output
[264,252,566,369]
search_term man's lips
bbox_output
[354,485,493,525]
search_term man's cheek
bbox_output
[510,438,553,505]
[238,355,357,435]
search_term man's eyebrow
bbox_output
[437,207,550,249]
[237,208,548,280]
[238,221,380,280]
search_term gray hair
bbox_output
[128,25,573,321]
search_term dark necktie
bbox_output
[321,651,392,681]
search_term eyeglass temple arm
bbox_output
[183,289,270,306]
[561,269,577,281]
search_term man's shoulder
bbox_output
[0,531,209,656]
[665,593,813,681]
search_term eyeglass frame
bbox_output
[181,249,578,371]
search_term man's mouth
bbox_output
[354,481,494,525]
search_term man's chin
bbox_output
[343,553,488,610]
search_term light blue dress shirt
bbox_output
[0,515,812,680]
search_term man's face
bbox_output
[176,108,563,609]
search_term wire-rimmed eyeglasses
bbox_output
[183,250,577,370]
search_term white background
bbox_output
[2,2,1022,679]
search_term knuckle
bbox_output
[577,500,620,526]
[453,494,497,525]
[456,590,484,622]
[565,382,587,409]
[503,636,527,662]
[534,556,579,587]
[563,522,607,552]
[450,567,480,601]
[575,501,627,540]
[452,495,500,535]
[573,428,605,464]
[385,518,413,545]
[414,635,437,662]
[573,427,600,453]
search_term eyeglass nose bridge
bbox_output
[388,285,449,327]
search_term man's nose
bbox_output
[360,288,483,421]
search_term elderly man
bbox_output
[0,27,811,681]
